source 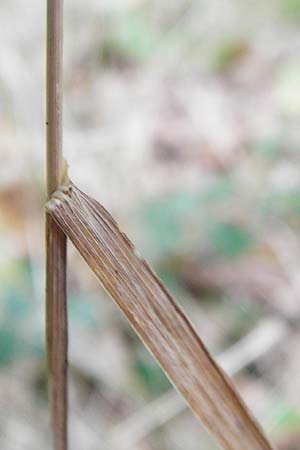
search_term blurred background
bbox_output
[1,0,300,448]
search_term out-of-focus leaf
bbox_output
[212,37,249,72]
[102,12,159,65]
[262,189,300,217]
[117,15,157,60]
[139,179,235,253]
[0,325,17,365]
[0,322,43,365]
[4,291,31,319]
[0,259,30,286]
[69,295,98,329]
[282,0,300,20]
[0,258,43,365]
[275,63,300,117]
[202,178,235,203]
[0,259,34,320]
[139,192,197,253]
[156,269,182,293]
[135,353,171,395]
[252,137,282,158]
[209,222,253,257]
[273,404,300,432]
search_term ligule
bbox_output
[46,182,274,450]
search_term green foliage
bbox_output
[0,325,18,365]
[100,12,159,66]
[252,137,282,158]
[69,294,98,328]
[212,37,248,72]
[262,189,300,217]
[0,259,43,365]
[139,178,235,254]
[201,178,235,203]
[209,222,253,257]
[140,192,197,253]
[115,13,158,61]
[276,63,300,117]
[156,268,182,293]
[135,353,171,395]
[273,403,300,432]
[282,0,300,20]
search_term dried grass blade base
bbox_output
[46,182,274,450]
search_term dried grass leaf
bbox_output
[46,182,274,450]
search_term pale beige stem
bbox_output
[46,1,68,449]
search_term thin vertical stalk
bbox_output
[46,1,68,450]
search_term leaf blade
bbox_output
[47,183,274,450]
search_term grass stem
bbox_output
[46,1,68,449]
